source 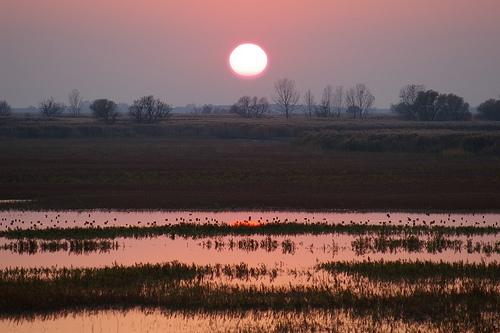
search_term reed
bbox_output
[1,222,498,240]
[0,261,497,322]
[318,260,500,281]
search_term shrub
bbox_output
[230,96,269,118]
[477,99,500,121]
[129,96,172,123]
[39,97,65,118]
[90,99,119,124]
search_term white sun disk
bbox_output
[229,43,268,77]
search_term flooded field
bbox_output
[0,210,499,332]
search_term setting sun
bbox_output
[229,43,268,78]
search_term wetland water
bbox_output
[1,210,498,268]
[1,210,499,332]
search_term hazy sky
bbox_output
[1,0,500,107]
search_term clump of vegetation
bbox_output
[39,97,65,118]
[230,96,269,118]
[392,85,471,121]
[0,239,120,254]
[477,98,500,121]
[201,236,282,253]
[318,260,500,281]
[350,234,500,256]
[129,95,171,123]
[90,99,119,124]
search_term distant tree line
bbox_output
[0,92,171,125]
[2,82,500,122]
[230,79,375,120]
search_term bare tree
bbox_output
[254,97,270,116]
[129,96,172,123]
[303,90,316,119]
[90,99,119,124]
[392,84,425,120]
[317,85,333,117]
[39,97,65,118]
[332,86,345,118]
[0,100,11,118]
[399,84,425,105]
[274,78,300,118]
[68,89,83,117]
[230,96,269,118]
[346,84,375,119]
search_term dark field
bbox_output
[1,116,500,210]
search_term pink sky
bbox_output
[1,0,499,107]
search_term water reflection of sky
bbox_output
[1,233,497,269]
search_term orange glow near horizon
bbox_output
[231,220,263,227]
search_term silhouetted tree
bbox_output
[39,98,65,118]
[303,90,316,119]
[345,84,375,119]
[434,93,471,121]
[391,84,425,120]
[90,99,118,124]
[332,86,345,118]
[0,100,11,118]
[477,98,500,121]
[129,96,172,123]
[412,90,440,121]
[317,85,333,117]
[274,78,300,118]
[68,89,82,117]
[230,96,269,118]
